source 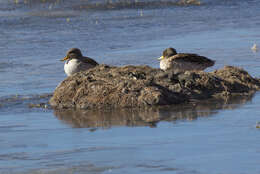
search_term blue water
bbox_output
[0,0,260,173]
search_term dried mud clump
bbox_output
[49,65,260,109]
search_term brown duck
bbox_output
[158,48,215,71]
[61,48,98,76]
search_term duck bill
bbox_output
[158,56,164,60]
[60,56,69,61]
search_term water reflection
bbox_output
[54,94,254,129]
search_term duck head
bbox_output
[158,48,177,60]
[61,48,83,61]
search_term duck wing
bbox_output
[170,53,215,66]
[80,56,99,66]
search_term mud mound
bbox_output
[49,65,260,109]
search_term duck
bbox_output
[158,48,215,71]
[61,48,99,76]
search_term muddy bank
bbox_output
[49,65,260,109]
[71,0,202,11]
[18,0,202,10]
[0,93,52,110]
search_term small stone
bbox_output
[251,43,258,52]
[256,122,260,129]
[28,103,49,109]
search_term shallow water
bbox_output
[0,0,260,173]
